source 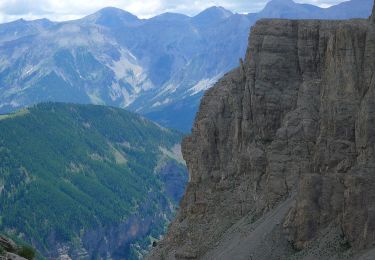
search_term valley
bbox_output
[0,103,188,258]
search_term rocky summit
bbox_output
[149,1,375,259]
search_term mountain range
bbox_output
[0,0,372,132]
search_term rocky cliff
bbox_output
[149,1,375,259]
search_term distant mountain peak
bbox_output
[96,6,137,17]
[264,0,297,7]
[13,18,27,24]
[82,6,139,27]
[196,6,233,17]
[258,0,322,19]
[151,12,190,22]
[206,6,233,13]
[193,6,233,24]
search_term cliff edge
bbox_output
[150,2,375,259]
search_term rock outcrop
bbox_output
[149,2,375,259]
[0,236,29,260]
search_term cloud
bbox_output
[0,0,347,23]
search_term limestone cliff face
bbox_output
[150,3,375,259]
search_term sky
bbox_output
[0,0,349,23]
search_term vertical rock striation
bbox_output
[150,2,375,259]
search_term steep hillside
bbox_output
[0,103,188,259]
[0,0,372,132]
[149,1,375,259]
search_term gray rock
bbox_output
[0,236,28,260]
[0,236,17,252]
[5,252,27,260]
[149,1,375,259]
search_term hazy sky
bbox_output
[0,0,349,23]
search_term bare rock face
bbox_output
[0,236,28,260]
[149,2,375,259]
